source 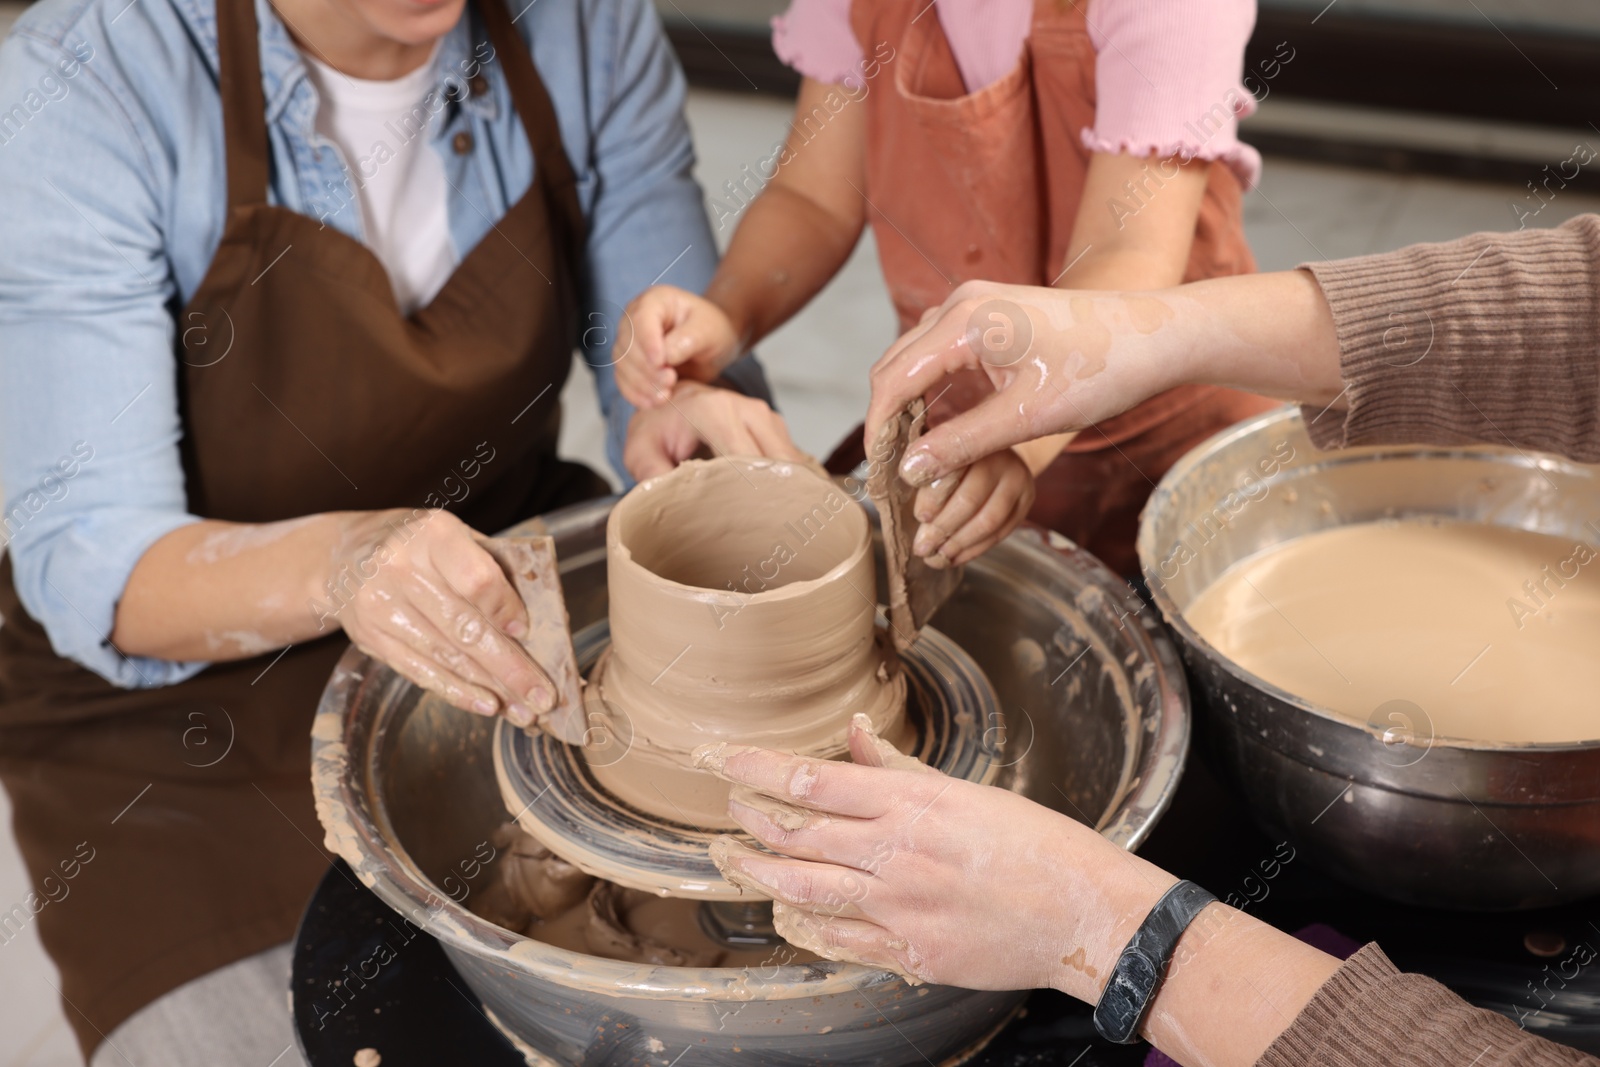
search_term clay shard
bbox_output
[867,400,963,650]
[478,535,586,744]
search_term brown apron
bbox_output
[0,0,605,1055]
[826,0,1277,575]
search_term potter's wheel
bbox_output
[312,485,1191,1066]
[495,616,1004,900]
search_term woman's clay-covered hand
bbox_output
[910,447,1036,568]
[615,285,743,408]
[703,722,1348,1067]
[865,274,1347,489]
[865,281,1188,487]
[328,509,555,726]
[698,719,1154,995]
[623,381,806,480]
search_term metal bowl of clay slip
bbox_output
[312,487,1188,1067]
[1138,406,1600,911]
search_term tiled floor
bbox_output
[5,26,1600,1067]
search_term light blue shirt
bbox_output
[0,0,766,688]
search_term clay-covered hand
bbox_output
[614,285,743,409]
[865,280,1186,487]
[910,447,1036,568]
[324,509,554,727]
[623,381,807,481]
[698,720,1130,994]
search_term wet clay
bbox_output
[479,535,586,743]
[869,401,962,651]
[584,458,908,828]
[1185,519,1600,744]
[471,823,804,968]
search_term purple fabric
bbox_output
[1142,925,1360,1066]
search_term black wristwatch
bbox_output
[1092,880,1218,1044]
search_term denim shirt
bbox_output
[0,0,766,687]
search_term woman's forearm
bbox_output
[1143,902,1341,1064]
[114,506,556,724]
[866,270,1347,485]
[111,511,393,660]
[1171,269,1345,405]
[1042,820,1339,1067]
[1015,247,1201,470]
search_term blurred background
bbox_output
[3,0,1600,1063]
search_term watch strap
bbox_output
[1092,879,1218,1044]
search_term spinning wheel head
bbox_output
[494,619,1006,900]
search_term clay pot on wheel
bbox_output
[586,457,908,829]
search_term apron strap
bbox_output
[477,0,587,252]
[216,0,273,213]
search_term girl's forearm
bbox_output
[705,183,862,351]
[702,77,869,354]
[1060,243,1197,292]
[1026,157,1210,470]
[1170,270,1346,406]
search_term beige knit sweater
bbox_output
[1255,214,1600,1067]
[1300,213,1600,458]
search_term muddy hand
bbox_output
[911,448,1035,568]
[695,718,1098,991]
[327,509,554,726]
[614,285,743,409]
[865,281,1187,488]
[624,381,806,480]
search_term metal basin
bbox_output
[312,493,1188,1066]
[1138,406,1600,910]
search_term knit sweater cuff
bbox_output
[1255,942,1597,1067]
[1297,215,1600,461]
[1255,943,1401,1067]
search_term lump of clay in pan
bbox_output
[470,824,728,967]
[584,883,722,967]
[472,822,595,933]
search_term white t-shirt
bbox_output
[303,51,458,314]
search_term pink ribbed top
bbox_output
[771,0,1263,188]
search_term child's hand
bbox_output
[615,286,742,408]
[623,382,806,481]
[910,448,1035,568]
